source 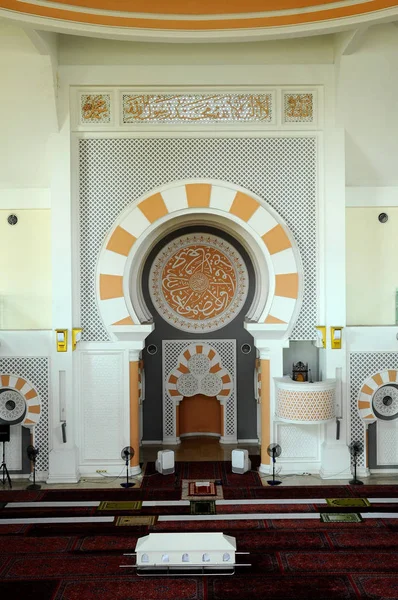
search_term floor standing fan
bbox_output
[26,445,41,490]
[120,446,135,489]
[267,443,282,486]
[348,441,364,485]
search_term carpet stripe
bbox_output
[4,502,100,508]
[365,498,398,503]
[143,500,191,506]
[364,512,398,518]
[0,517,114,524]
[216,499,327,505]
[158,513,320,521]
[158,511,398,522]
[3,498,398,509]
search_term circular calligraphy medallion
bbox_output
[149,233,249,332]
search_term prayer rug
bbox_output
[190,500,216,515]
[182,479,223,501]
[98,501,142,511]
[326,498,370,508]
[115,515,157,526]
[188,481,216,496]
[320,513,363,523]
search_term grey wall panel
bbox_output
[142,225,256,441]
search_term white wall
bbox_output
[346,207,398,325]
[0,20,56,190]
[0,209,52,329]
[337,24,398,186]
[59,34,334,65]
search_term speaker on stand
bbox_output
[26,445,41,490]
[0,425,12,489]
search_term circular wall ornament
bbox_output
[200,373,223,397]
[0,389,26,424]
[149,233,249,332]
[187,354,211,376]
[372,385,398,419]
[176,373,199,397]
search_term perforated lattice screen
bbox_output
[79,137,317,341]
[0,357,49,473]
[349,352,398,467]
[163,340,236,439]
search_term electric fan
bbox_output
[267,443,282,486]
[348,441,364,485]
[26,445,41,490]
[120,446,135,488]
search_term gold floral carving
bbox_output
[81,94,110,123]
[150,234,248,332]
[284,93,313,122]
[123,93,272,123]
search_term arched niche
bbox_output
[96,180,303,340]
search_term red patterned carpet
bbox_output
[0,462,398,599]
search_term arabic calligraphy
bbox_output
[81,94,110,123]
[149,234,248,332]
[284,93,313,122]
[123,93,272,124]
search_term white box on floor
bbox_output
[136,532,236,567]
[155,449,175,475]
[231,449,251,474]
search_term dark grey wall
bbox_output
[283,341,320,382]
[141,225,257,441]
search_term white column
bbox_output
[246,325,287,474]
[320,127,350,479]
[47,93,79,483]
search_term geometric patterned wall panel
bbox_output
[80,351,125,463]
[7,425,22,471]
[276,423,320,461]
[349,352,398,468]
[163,339,236,440]
[79,137,317,341]
[377,420,398,466]
[0,357,49,473]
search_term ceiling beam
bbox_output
[335,27,369,58]
[23,29,60,130]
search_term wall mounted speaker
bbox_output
[0,424,10,442]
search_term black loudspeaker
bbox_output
[0,425,10,442]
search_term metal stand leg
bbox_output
[0,442,12,489]
[26,459,41,491]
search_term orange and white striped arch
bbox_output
[357,369,398,422]
[167,343,232,404]
[0,374,41,428]
[97,180,302,336]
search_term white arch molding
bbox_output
[96,179,304,341]
[166,343,233,443]
[0,374,42,441]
